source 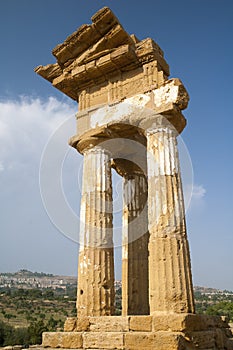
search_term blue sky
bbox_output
[0,0,233,290]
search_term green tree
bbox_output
[206,301,233,321]
[46,316,58,331]
[0,321,5,346]
[43,290,54,299]
[71,306,77,316]
[0,320,13,346]
[28,320,47,344]
[4,313,15,322]
[1,309,6,316]
[28,289,42,299]
[4,327,30,346]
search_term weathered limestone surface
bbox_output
[69,78,188,153]
[146,115,195,314]
[122,173,149,316]
[43,331,82,348]
[35,6,233,350]
[43,315,233,349]
[77,146,115,316]
[35,7,169,105]
[129,315,152,331]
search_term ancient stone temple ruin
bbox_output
[35,7,233,350]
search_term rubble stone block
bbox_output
[152,314,187,332]
[183,314,209,332]
[60,332,83,348]
[187,330,216,349]
[129,316,152,332]
[43,331,83,348]
[226,338,233,350]
[42,332,62,347]
[64,317,77,332]
[225,328,233,338]
[76,316,90,331]
[124,331,192,350]
[215,328,226,349]
[83,332,124,349]
[89,316,129,332]
[184,314,230,331]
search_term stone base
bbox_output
[42,314,233,350]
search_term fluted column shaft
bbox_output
[122,173,149,315]
[147,117,195,314]
[77,146,114,316]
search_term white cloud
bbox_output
[0,96,78,275]
[0,161,4,172]
[183,183,206,213]
[192,184,206,200]
[0,96,76,174]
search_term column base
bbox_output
[42,314,233,350]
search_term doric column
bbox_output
[146,116,195,314]
[122,173,149,315]
[77,145,115,316]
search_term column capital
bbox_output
[139,113,183,137]
[70,134,112,154]
[82,143,112,157]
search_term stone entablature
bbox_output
[35,7,169,108]
[69,78,188,154]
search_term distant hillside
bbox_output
[0,269,54,278]
[194,285,233,295]
[0,270,233,331]
[0,270,77,291]
[1,270,233,295]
